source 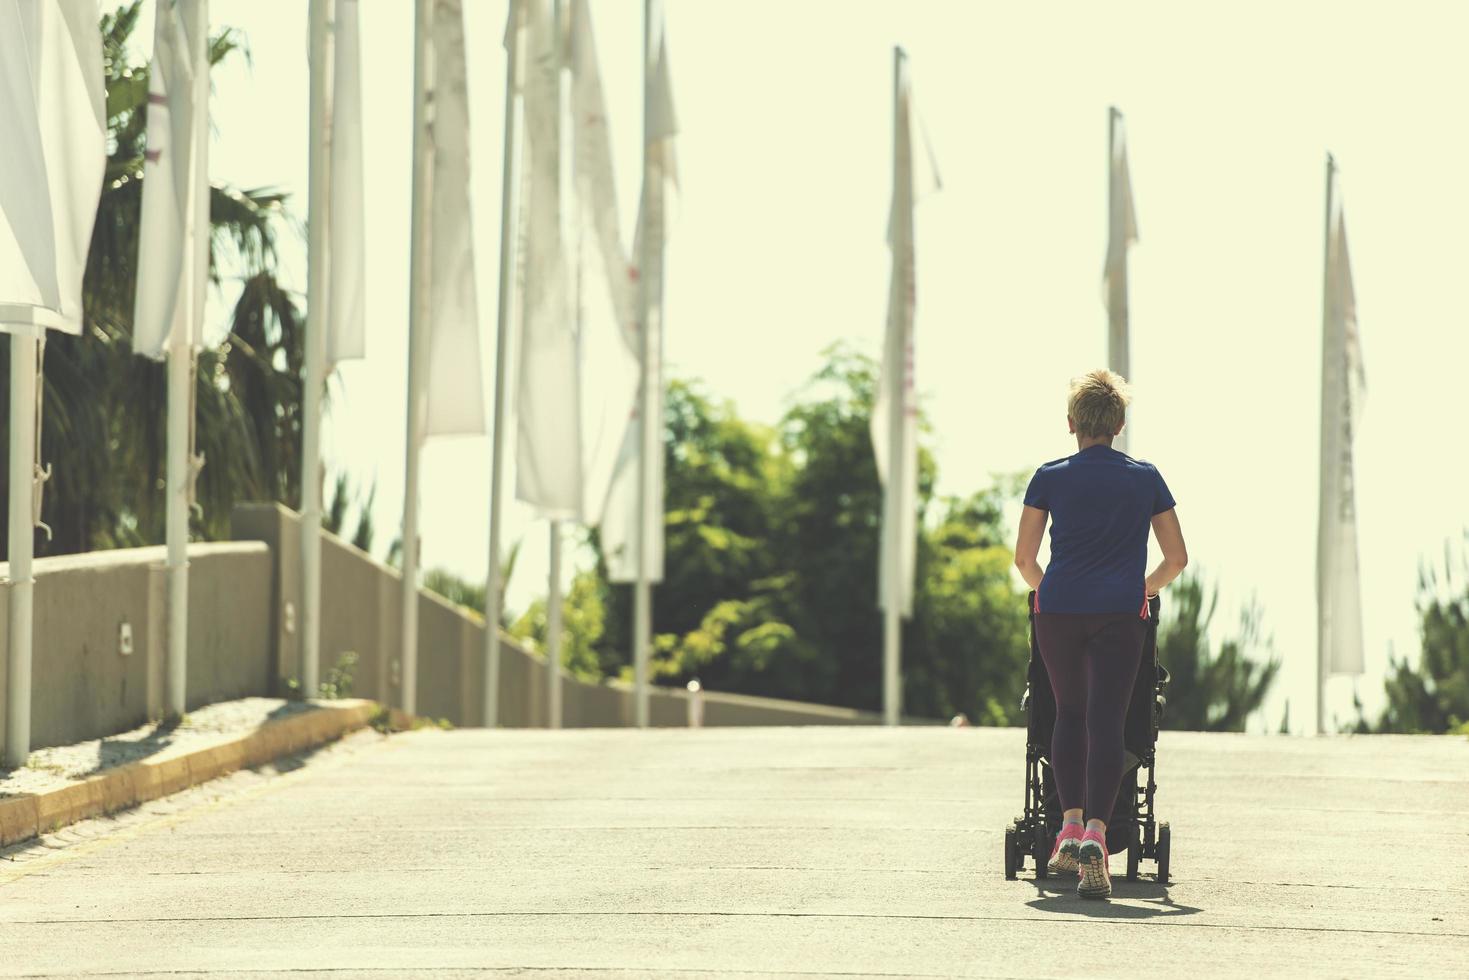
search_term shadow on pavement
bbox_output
[1024,877,1204,919]
[0,733,341,866]
[83,717,183,777]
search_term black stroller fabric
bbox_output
[1024,595,1166,853]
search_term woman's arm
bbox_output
[1013,505,1048,590]
[1145,508,1188,595]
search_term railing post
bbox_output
[686,678,703,728]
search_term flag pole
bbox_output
[547,520,564,727]
[882,46,904,728]
[165,0,210,722]
[1106,106,1129,455]
[633,0,654,729]
[164,342,193,720]
[5,325,39,766]
[1316,153,1335,737]
[400,0,433,717]
[484,0,524,729]
[543,0,572,732]
[301,0,332,701]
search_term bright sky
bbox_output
[180,0,1469,733]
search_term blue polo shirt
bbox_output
[1023,445,1176,614]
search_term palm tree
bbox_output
[1,2,305,556]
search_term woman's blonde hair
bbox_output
[1068,369,1132,438]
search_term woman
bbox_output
[1013,370,1188,899]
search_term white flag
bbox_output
[602,2,676,585]
[1103,107,1138,448]
[570,0,639,526]
[326,0,366,365]
[514,0,581,518]
[422,0,486,437]
[1317,159,1366,677]
[134,0,211,358]
[869,53,935,619]
[0,0,105,332]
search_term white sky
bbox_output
[183,0,1469,733]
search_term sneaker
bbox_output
[1077,829,1111,899]
[1047,822,1084,875]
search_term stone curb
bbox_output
[0,699,380,849]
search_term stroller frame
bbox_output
[1004,593,1173,883]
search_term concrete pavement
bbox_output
[1,725,1466,978]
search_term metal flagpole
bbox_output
[165,0,209,721]
[164,342,194,719]
[882,46,904,728]
[628,0,658,728]
[543,0,572,732]
[547,520,564,728]
[1107,106,1129,455]
[485,0,524,729]
[5,325,39,766]
[301,0,332,701]
[400,0,433,717]
[632,0,654,729]
[1316,153,1335,737]
[1107,108,1126,379]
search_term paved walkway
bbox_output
[1,725,1466,978]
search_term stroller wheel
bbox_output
[1157,822,1172,883]
[1004,825,1018,880]
[1126,823,1141,881]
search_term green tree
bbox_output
[907,488,1031,724]
[1156,571,1279,731]
[1,2,302,556]
[769,345,919,709]
[423,569,487,619]
[421,540,521,628]
[593,378,796,684]
[1372,538,1469,734]
[509,570,608,682]
[349,482,377,554]
[589,346,1031,721]
[323,473,378,555]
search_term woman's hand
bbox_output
[1144,508,1188,595]
[1013,505,1048,591]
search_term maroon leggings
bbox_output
[1034,612,1147,823]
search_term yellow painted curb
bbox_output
[0,700,378,850]
[0,795,38,847]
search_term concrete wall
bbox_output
[0,543,272,754]
[0,505,880,760]
[232,504,884,729]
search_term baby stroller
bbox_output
[1003,592,1173,882]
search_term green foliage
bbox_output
[325,475,351,536]
[593,378,797,685]
[509,569,607,682]
[350,484,377,554]
[323,473,377,555]
[0,3,303,557]
[1155,571,1279,731]
[1371,537,1469,734]
[908,492,1031,723]
[587,345,1031,721]
[421,539,520,629]
[423,569,487,618]
[318,652,358,700]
